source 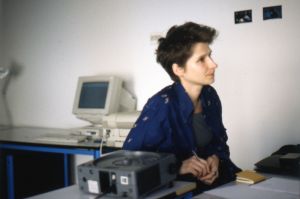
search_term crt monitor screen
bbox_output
[73,76,123,124]
[78,82,108,109]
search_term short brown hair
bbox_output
[156,22,217,82]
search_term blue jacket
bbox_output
[123,82,240,180]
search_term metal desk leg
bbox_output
[0,148,2,198]
[7,155,14,199]
[63,154,69,187]
[94,150,100,159]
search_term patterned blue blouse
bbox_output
[123,82,240,181]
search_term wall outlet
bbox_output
[150,32,164,44]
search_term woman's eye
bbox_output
[199,57,205,62]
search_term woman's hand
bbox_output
[179,156,210,177]
[199,154,219,185]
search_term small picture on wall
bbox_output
[263,5,282,20]
[234,10,252,24]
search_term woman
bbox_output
[123,22,240,193]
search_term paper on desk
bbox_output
[251,177,300,195]
[202,183,299,199]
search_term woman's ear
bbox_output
[172,63,184,77]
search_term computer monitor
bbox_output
[72,75,136,125]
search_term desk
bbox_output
[194,174,300,199]
[27,181,196,199]
[0,126,112,199]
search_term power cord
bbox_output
[99,129,111,155]
[94,185,115,199]
[94,192,108,199]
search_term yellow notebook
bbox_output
[236,170,266,184]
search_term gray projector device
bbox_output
[77,150,177,198]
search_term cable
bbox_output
[94,185,115,199]
[0,67,9,79]
[99,129,111,155]
[99,137,104,156]
[94,191,108,199]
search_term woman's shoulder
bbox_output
[134,85,175,125]
[146,84,177,107]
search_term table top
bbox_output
[27,181,196,199]
[0,126,102,149]
[194,174,300,199]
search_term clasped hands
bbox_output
[179,154,219,185]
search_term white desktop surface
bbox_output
[194,174,300,199]
[27,181,196,199]
[0,126,101,148]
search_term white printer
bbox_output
[102,111,140,148]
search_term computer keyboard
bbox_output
[35,134,87,144]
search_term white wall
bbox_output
[0,0,8,126]
[2,0,300,169]
[0,0,2,64]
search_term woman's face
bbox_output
[179,42,218,87]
